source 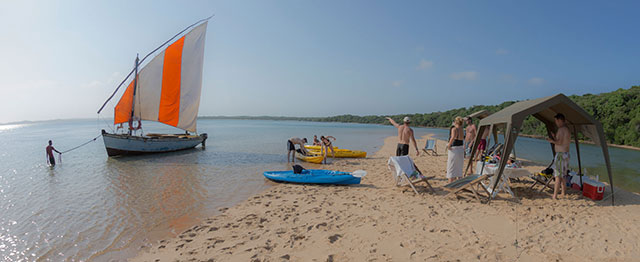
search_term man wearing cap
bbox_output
[386,116,419,156]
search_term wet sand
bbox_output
[132,136,640,261]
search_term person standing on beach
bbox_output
[46,140,61,166]
[446,117,465,182]
[464,117,477,157]
[386,116,419,156]
[320,135,337,164]
[546,113,571,200]
[287,137,308,163]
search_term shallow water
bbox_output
[0,119,638,261]
[0,119,433,261]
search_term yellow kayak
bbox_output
[308,149,367,158]
[295,153,324,164]
[304,145,339,151]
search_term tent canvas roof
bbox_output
[467,93,614,205]
[479,94,597,127]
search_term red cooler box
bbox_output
[582,177,604,201]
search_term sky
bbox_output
[0,0,639,123]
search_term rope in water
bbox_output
[60,135,102,154]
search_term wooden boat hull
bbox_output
[101,130,207,157]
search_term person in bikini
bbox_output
[46,140,61,166]
[287,137,308,163]
[546,113,571,200]
[320,135,336,164]
[386,116,419,156]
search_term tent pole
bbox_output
[573,125,583,191]
[489,123,516,204]
[465,125,484,176]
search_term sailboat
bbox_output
[97,18,210,157]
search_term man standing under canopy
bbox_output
[546,113,571,200]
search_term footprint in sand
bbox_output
[328,234,342,243]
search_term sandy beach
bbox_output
[132,136,640,261]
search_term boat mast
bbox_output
[129,54,139,136]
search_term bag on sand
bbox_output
[292,164,306,174]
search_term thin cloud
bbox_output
[416,59,433,70]
[450,71,477,80]
[392,80,404,87]
[496,48,509,55]
[528,77,545,85]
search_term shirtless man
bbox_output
[464,117,477,157]
[546,113,571,200]
[386,116,419,156]
[287,137,309,163]
[46,140,61,166]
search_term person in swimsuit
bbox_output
[313,135,321,146]
[464,117,477,157]
[546,113,571,200]
[446,117,465,182]
[320,136,336,164]
[287,137,308,163]
[386,116,419,156]
[46,140,61,166]
[475,127,489,160]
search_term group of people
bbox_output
[387,113,570,200]
[445,116,487,183]
[286,113,572,200]
[286,135,337,164]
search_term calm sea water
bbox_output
[0,119,638,261]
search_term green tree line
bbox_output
[203,86,640,147]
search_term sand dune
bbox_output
[132,136,640,261]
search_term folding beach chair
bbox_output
[444,151,492,202]
[443,174,491,202]
[530,161,556,193]
[388,156,435,194]
[422,139,438,156]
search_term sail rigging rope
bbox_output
[60,134,102,154]
[97,14,214,114]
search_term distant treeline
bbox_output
[202,86,640,147]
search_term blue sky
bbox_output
[1,0,638,123]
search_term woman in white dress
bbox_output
[446,116,465,182]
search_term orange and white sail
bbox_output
[114,22,207,132]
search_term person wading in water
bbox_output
[46,140,61,166]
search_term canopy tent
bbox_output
[467,110,490,120]
[466,94,615,205]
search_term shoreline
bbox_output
[132,136,640,261]
[3,118,639,151]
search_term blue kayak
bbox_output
[263,169,363,185]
